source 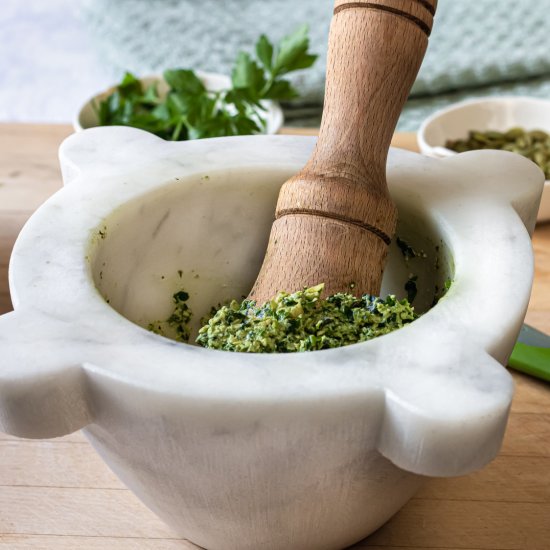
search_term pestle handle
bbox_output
[250,0,436,303]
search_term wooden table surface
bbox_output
[0,124,549,550]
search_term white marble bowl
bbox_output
[0,128,544,550]
[418,97,550,222]
[74,72,284,135]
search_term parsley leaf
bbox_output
[272,24,317,76]
[255,35,274,71]
[231,52,266,99]
[164,69,206,96]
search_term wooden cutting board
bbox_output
[0,123,549,550]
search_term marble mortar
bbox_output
[0,127,544,550]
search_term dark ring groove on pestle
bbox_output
[276,209,392,245]
[333,2,432,37]
[414,0,436,16]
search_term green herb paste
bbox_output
[148,290,192,342]
[150,283,417,353]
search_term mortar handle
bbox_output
[0,309,93,439]
[250,0,436,302]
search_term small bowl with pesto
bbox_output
[418,96,550,222]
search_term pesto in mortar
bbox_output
[148,290,192,342]
[150,283,418,353]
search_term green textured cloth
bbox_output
[80,0,550,130]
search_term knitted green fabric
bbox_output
[80,0,550,130]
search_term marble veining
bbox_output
[0,127,544,550]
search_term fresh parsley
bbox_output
[94,25,317,140]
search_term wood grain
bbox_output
[249,0,435,303]
[0,537,198,550]
[0,123,73,314]
[0,123,549,550]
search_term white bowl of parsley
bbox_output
[74,71,284,139]
[74,26,318,141]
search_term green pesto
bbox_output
[195,283,417,353]
[432,277,453,307]
[396,237,417,261]
[396,237,427,262]
[404,275,418,303]
[148,290,192,342]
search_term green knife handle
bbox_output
[509,342,550,383]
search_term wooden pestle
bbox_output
[249,0,437,303]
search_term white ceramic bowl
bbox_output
[418,97,550,222]
[0,128,544,549]
[74,71,284,135]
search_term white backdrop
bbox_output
[0,0,112,123]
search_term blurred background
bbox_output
[2,0,550,130]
